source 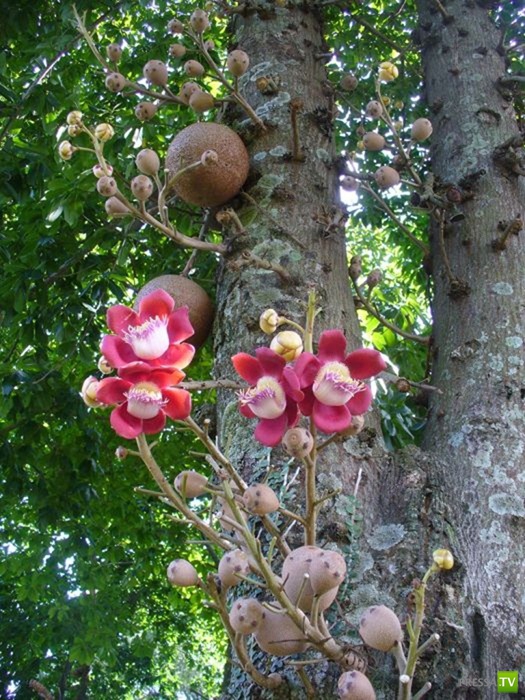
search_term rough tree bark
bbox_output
[209,2,524,698]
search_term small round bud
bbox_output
[115,446,128,460]
[433,548,454,570]
[393,119,404,132]
[310,550,347,595]
[169,43,187,59]
[168,18,184,34]
[92,163,113,179]
[378,61,398,82]
[178,81,200,105]
[67,124,82,137]
[135,148,160,176]
[218,549,250,589]
[340,73,358,91]
[190,9,209,33]
[105,72,126,92]
[58,141,74,161]
[97,175,118,197]
[282,427,314,458]
[105,197,129,217]
[341,176,358,192]
[190,90,215,113]
[411,117,433,142]
[395,378,411,393]
[227,50,250,77]
[98,356,113,374]
[66,111,83,126]
[394,99,404,110]
[131,174,154,201]
[203,39,215,51]
[174,470,209,498]
[366,268,382,289]
[359,604,403,652]
[81,376,101,407]
[135,101,157,121]
[106,43,122,62]
[184,59,205,77]
[243,483,280,515]
[94,123,115,142]
[229,598,264,635]
[341,414,365,436]
[200,149,218,166]
[270,331,303,362]
[338,670,376,700]
[167,559,200,587]
[366,100,383,119]
[348,255,362,281]
[259,308,279,334]
[374,165,400,189]
[143,59,168,87]
[363,132,386,152]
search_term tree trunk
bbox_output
[417,0,525,695]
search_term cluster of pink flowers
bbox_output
[89,290,195,439]
[233,330,386,446]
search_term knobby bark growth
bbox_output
[210,1,524,699]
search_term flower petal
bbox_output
[345,348,387,379]
[119,363,185,387]
[298,387,315,416]
[293,352,320,388]
[137,289,175,320]
[232,353,263,383]
[107,305,139,336]
[254,413,288,447]
[317,330,347,363]
[255,348,286,378]
[100,335,138,368]
[110,404,143,439]
[142,411,167,435]
[239,403,255,419]
[312,401,351,433]
[156,342,195,370]
[347,384,373,415]
[167,306,194,343]
[284,400,299,429]
[162,388,192,420]
[281,366,304,402]
[96,377,130,405]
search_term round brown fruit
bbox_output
[229,598,264,635]
[131,175,154,201]
[174,470,208,498]
[178,81,200,105]
[184,59,205,77]
[340,73,358,91]
[255,606,309,656]
[135,102,157,121]
[169,43,187,59]
[167,559,200,587]
[374,165,400,189]
[135,148,160,176]
[243,483,280,515]
[363,132,386,152]
[411,117,433,142]
[359,604,403,652]
[105,72,126,92]
[134,275,214,349]
[107,43,122,62]
[338,670,376,700]
[227,50,250,77]
[189,90,215,113]
[166,122,249,207]
[96,176,118,198]
[143,60,168,87]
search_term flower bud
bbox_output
[135,148,160,176]
[95,123,115,142]
[168,18,184,34]
[341,176,358,192]
[227,50,250,77]
[340,413,365,436]
[411,117,433,142]
[67,124,82,137]
[359,605,403,652]
[378,61,398,82]
[81,376,101,408]
[340,73,358,91]
[96,175,118,198]
[98,356,113,374]
[58,141,75,160]
[365,100,383,119]
[366,269,382,289]
[338,671,376,700]
[92,164,112,179]
[143,60,168,87]
[131,174,154,201]
[107,43,122,62]
[184,59,205,77]
[169,43,186,59]
[190,90,215,113]
[174,470,209,498]
[115,446,128,460]
[135,102,157,122]
[282,427,314,458]
[190,9,209,33]
[270,331,303,362]
[105,197,129,217]
[66,111,83,126]
[433,548,454,570]
[259,308,279,334]
[167,559,200,587]
[105,72,127,92]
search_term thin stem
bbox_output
[304,454,317,546]
[304,290,317,354]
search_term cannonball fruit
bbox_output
[363,132,386,151]
[218,549,250,588]
[338,670,376,700]
[255,606,309,656]
[105,72,126,92]
[374,165,400,189]
[243,483,280,515]
[227,50,250,77]
[411,117,433,142]
[189,90,215,113]
[184,59,205,78]
[167,559,200,587]
[229,598,264,634]
[282,427,314,458]
[174,470,208,498]
[136,148,160,176]
[143,60,168,87]
[166,122,249,207]
[359,604,403,652]
[366,100,383,119]
[131,175,154,201]
[179,81,200,105]
[309,550,347,595]
[169,43,187,59]
[107,43,122,62]
[190,9,209,33]
[135,102,157,121]
[168,18,184,34]
[134,275,213,349]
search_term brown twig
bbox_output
[28,681,54,700]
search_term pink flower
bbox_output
[101,289,195,370]
[294,330,386,434]
[96,363,191,439]
[232,348,304,447]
